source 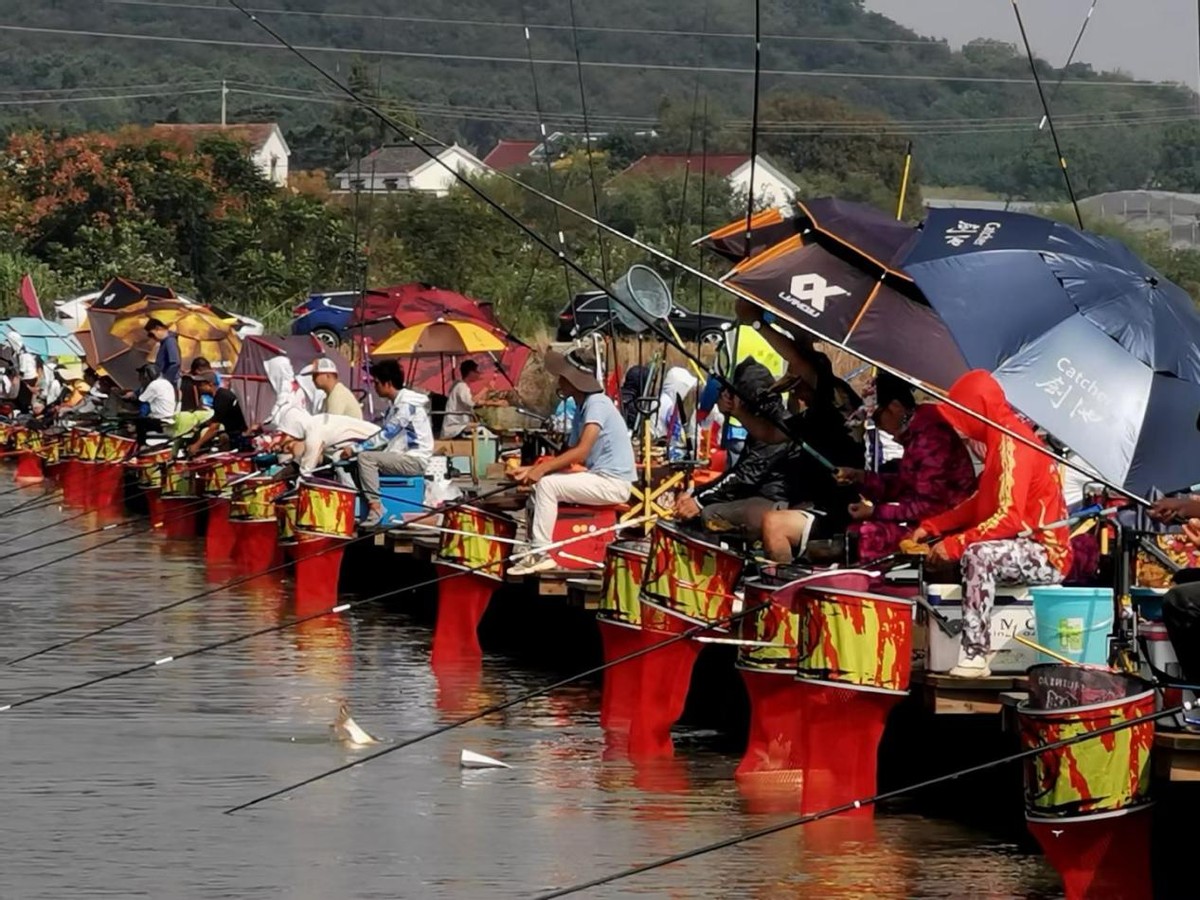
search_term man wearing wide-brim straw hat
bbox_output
[509,350,636,576]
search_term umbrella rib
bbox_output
[844,281,883,341]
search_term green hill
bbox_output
[1,0,1196,196]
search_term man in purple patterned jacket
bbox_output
[835,373,977,562]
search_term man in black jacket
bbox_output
[674,358,791,539]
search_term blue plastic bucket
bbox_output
[1030,587,1113,666]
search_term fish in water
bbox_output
[331,703,379,746]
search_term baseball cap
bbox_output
[298,357,339,376]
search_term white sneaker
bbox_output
[948,649,992,678]
[509,555,557,577]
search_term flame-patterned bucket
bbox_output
[59,427,79,459]
[98,432,135,463]
[598,540,649,628]
[76,430,102,463]
[436,505,518,582]
[36,430,64,466]
[1019,665,1156,821]
[160,457,201,499]
[230,476,289,523]
[196,454,254,496]
[276,494,298,545]
[736,567,809,674]
[126,446,174,488]
[794,587,915,694]
[639,523,745,631]
[0,421,12,448]
[295,478,358,540]
[13,426,38,454]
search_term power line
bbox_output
[0,79,215,96]
[99,0,938,46]
[0,87,217,106]
[0,23,1179,89]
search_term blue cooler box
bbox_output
[360,475,426,525]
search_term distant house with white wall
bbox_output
[615,154,798,206]
[333,144,489,196]
[150,122,290,186]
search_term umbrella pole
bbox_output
[895,141,913,220]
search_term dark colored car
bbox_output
[555,291,731,344]
[290,291,363,348]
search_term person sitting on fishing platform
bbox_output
[674,357,790,540]
[303,356,362,419]
[508,350,635,577]
[185,373,250,455]
[835,372,977,562]
[909,370,1072,678]
[355,360,435,528]
[759,366,865,564]
[126,363,177,446]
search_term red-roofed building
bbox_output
[149,122,290,186]
[616,153,798,206]
[482,139,541,172]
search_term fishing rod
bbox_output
[535,700,1189,898]
[1011,0,1085,229]
[0,488,65,519]
[226,584,774,814]
[4,479,521,666]
[225,0,1127,508]
[226,566,868,813]
[0,511,650,715]
[742,0,762,251]
[1002,0,1098,214]
[222,0,840,480]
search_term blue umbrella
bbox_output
[900,208,1200,494]
[0,317,85,360]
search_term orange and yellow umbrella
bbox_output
[88,299,242,389]
[370,318,507,358]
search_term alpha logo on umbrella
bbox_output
[944,220,1002,249]
[783,273,850,318]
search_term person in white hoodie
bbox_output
[275,407,380,475]
[262,356,314,431]
[653,366,698,441]
[356,359,434,528]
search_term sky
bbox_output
[866,0,1199,88]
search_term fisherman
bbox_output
[619,365,649,429]
[653,366,699,442]
[144,318,182,391]
[835,372,977,561]
[909,370,1072,678]
[508,350,635,576]
[263,356,313,431]
[302,357,362,419]
[441,359,488,438]
[275,408,380,476]
[673,358,790,540]
[185,373,250,454]
[355,359,435,528]
[759,365,865,563]
[127,363,177,446]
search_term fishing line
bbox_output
[1011,0,1085,228]
[1003,0,1099,213]
[223,1,1129,500]
[670,0,710,305]
[535,701,1187,898]
[0,488,65,519]
[4,480,521,666]
[225,587,773,814]
[0,508,642,715]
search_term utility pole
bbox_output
[220,79,228,127]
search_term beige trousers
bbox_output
[529,472,632,549]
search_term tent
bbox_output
[227,334,357,425]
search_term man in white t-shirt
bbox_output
[129,363,177,445]
[275,408,380,475]
[441,360,482,438]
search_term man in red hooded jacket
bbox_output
[910,371,1073,677]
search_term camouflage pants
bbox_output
[962,538,1062,658]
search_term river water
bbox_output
[0,486,1061,899]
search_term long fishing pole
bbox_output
[221,1,837,476]
[0,511,648,714]
[1011,0,1085,228]
[535,700,1188,898]
[226,586,773,814]
[224,0,1122,502]
[226,567,865,813]
[742,0,762,251]
[1003,0,1098,213]
[4,479,521,666]
[0,486,64,518]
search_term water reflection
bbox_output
[0,488,1060,899]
